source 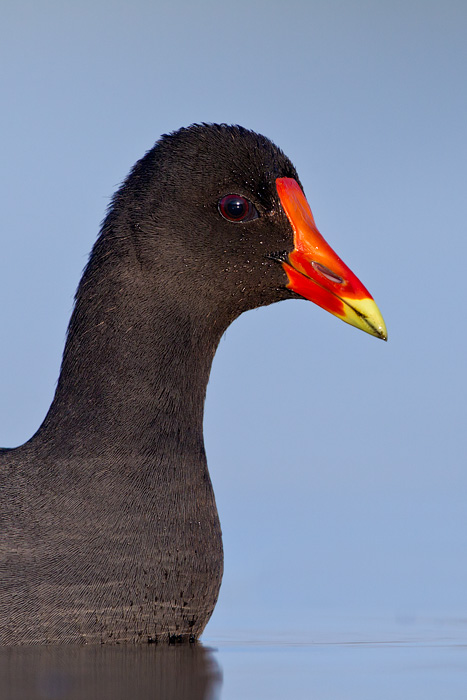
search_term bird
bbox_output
[0,123,386,645]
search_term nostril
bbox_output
[311,261,344,285]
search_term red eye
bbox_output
[218,194,258,222]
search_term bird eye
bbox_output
[218,194,258,222]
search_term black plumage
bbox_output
[1,124,303,644]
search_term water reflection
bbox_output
[0,643,222,700]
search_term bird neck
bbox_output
[31,233,226,464]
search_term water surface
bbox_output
[2,616,466,699]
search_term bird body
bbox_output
[0,124,386,644]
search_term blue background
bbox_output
[1,0,466,639]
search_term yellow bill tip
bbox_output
[338,296,387,341]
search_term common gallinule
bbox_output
[0,124,386,644]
